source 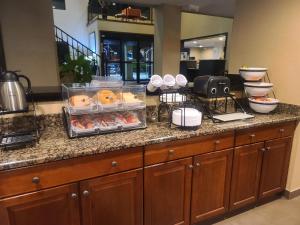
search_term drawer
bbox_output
[0,147,142,198]
[235,122,296,146]
[145,132,234,165]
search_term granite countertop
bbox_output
[0,103,300,171]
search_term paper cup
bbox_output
[175,74,188,87]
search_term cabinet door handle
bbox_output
[195,163,200,167]
[215,140,220,145]
[83,190,90,197]
[111,161,118,167]
[261,148,266,152]
[279,128,285,133]
[266,147,271,151]
[188,165,193,169]
[71,193,78,199]
[168,149,175,155]
[250,134,256,140]
[32,176,40,184]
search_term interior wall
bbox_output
[53,0,89,46]
[229,0,300,192]
[0,0,59,87]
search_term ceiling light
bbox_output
[112,2,116,6]
[199,45,203,48]
[219,37,225,41]
[193,41,197,44]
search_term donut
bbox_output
[97,90,118,104]
[69,95,91,107]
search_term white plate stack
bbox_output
[239,67,279,113]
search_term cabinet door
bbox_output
[230,143,264,210]
[0,183,80,225]
[191,149,233,224]
[259,137,292,199]
[80,169,143,225]
[144,158,192,225]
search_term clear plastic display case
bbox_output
[62,81,147,138]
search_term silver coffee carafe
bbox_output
[0,71,31,112]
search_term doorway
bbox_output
[101,32,153,82]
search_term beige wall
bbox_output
[229,0,300,192]
[154,5,181,75]
[0,0,59,87]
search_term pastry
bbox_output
[69,95,91,107]
[71,115,94,130]
[122,92,141,103]
[96,90,118,104]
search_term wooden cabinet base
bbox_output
[144,158,192,225]
[80,169,143,225]
[0,183,80,225]
[191,149,233,224]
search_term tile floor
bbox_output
[215,196,300,225]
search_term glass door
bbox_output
[103,39,121,76]
[123,40,138,81]
[101,32,154,82]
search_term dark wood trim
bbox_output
[181,32,229,59]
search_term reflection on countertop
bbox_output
[0,103,299,171]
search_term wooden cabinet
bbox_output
[191,149,233,224]
[0,183,80,225]
[230,137,293,211]
[80,169,143,225]
[230,143,264,210]
[144,158,192,225]
[259,137,292,199]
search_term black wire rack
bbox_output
[0,92,40,150]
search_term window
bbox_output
[52,0,66,10]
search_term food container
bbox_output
[122,85,146,109]
[240,67,267,81]
[248,97,279,113]
[244,82,273,97]
[172,108,202,127]
[62,83,98,114]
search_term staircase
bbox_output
[54,25,101,72]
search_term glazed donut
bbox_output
[69,95,91,107]
[97,90,118,104]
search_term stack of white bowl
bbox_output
[240,67,279,113]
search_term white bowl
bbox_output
[240,67,267,81]
[244,82,273,97]
[249,97,279,113]
[172,108,202,127]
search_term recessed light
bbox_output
[112,2,116,6]
[199,45,203,48]
[193,41,197,44]
[219,37,225,41]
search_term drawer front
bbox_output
[235,122,296,146]
[145,132,234,165]
[0,147,142,198]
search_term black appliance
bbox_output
[193,75,230,98]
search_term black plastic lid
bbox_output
[0,71,19,82]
